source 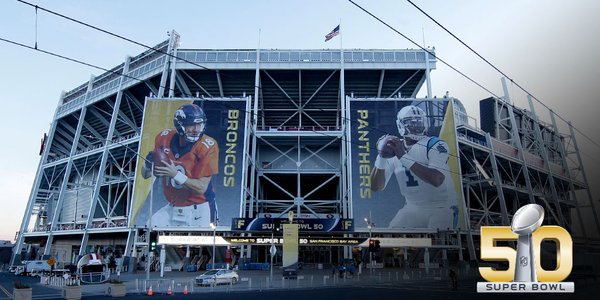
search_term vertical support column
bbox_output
[464,187,477,261]
[80,56,131,256]
[527,96,566,227]
[485,133,510,225]
[501,78,535,204]
[167,36,180,98]
[549,112,589,239]
[424,49,432,98]
[11,93,63,265]
[424,248,430,274]
[44,75,95,257]
[158,30,179,98]
[568,122,600,234]
[456,233,463,261]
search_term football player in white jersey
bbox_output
[370,105,457,229]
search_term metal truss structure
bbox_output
[12,32,599,267]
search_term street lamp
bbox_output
[210,222,216,269]
[364,216,374,275]
[84,135,154,280]
[269,225,277,286]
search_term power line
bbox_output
[347,0,502,100]
[404,0,600,151]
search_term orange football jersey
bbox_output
[153,129,219,206]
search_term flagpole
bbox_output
[339,20,345,114]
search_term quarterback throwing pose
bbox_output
[370,105,457,229]
[142,103,219,227]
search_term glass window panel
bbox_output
[311,52,320,60]
[268,52,279,61]
[363,52,374,60]
[374,52,384,61]
[406,52,416,61]
[238,52,248,60]
[227,52,237,61]
[416,52,425,61]
[196,52,206,61]
[301,52,310,61]
[394,52,405,61]
[206,52,217,61]
[352,52,362,60]
[343,52,352,61]
[217,52,227,61]
[177,52,185,59]
[260,52,268,61]
[279,52,289,61]
[248,52,256,61]
[290,52,300,61]
[322,52,331,61]
[332,52,341,61]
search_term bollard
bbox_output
[310,275,313,287]
[396,272,399,281]
[249,278,252,289]
[323,275,328,286]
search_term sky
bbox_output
[1,0,599,241]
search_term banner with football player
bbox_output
[130,98,249,229]
[348,98,464,231]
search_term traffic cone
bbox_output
[183,285,188,295]
[147,285,153,296]
[167,286,172,295]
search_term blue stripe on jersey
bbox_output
[204,180,218,223]
[426,137,442,159]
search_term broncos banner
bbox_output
[130,98,248,229]
[348,98,464,231]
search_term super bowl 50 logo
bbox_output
[477,204,574,293]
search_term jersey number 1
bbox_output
[405,170,418,187]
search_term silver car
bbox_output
[195,269,239,286]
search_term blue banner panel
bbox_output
[348,99,462,231]
[232,218,354,232]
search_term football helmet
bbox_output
[396,105,428,141]
[173,104,206,142]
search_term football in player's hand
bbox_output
[153,147,170,167]
[377,135,401,158]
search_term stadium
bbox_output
[11,32,600,274]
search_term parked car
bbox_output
[195,269,239,286]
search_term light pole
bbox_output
[210,222,216,269]
[364,216,374,275]
[84,135,154,280]
[269,226,275,286]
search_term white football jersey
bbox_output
[381,136,457,208]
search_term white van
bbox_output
[14,260,51,276]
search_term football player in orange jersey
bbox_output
[141,103,219,227]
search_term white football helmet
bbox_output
[396,105,428,141]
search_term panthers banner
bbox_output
[130,98,249,230]
[348,98,464,231]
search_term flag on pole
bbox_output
[324,25,340,42]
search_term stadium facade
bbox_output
[12,32,600,271]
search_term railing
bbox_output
[40,275,80,287]
[177,49,433,64]
[258,125,341,132]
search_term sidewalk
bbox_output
[63,267,474,297]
